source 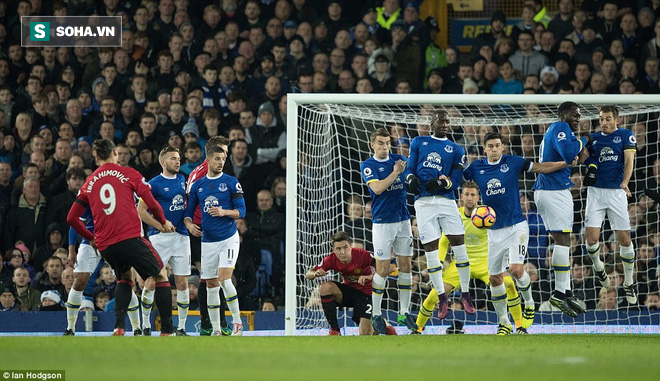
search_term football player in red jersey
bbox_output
[185,135,231,335]
[67,139,176,336]
[305,231,397,336]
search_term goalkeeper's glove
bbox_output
[583,164,597,186]
[406,174,421,195]
[425,178,452,193]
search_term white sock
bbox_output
[398,272,412,315]
[220,279,241,324]
[207,286,222,331]
[371,273,386,316]
[452,245,470,292]
[141,289,154,329]
[553,245,571,294]
[425,251,445,295]
[620,244,635,286]
[177,289,190,330]
[490,283,510,326]
[127,291,140,331]
[66,289,83,331]
[515,272,534,307]
[586,242,604,272]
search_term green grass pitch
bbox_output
[1,335,659,380]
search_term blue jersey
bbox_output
[185,173,246,242]
[148,173,189,236]
[405,135,466,200]
[68,207,94,245]
[464,155,532,229]
[587,128,637,189]
[361,154,410,224]
[533,121,587,190]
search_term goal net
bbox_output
[285,94,660,335]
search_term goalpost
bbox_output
[285,94,660,336]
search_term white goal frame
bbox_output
[285,94,660,336]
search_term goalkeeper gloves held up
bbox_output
[425,178,452,193]
[406,174,421,195]
[583,164,597,186]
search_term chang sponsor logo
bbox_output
[169,194,185,212]
[422,152,443,170]
[485,178,505,196]
[203,196,219,213]
[598,146,618,163]
[386,177,404,192]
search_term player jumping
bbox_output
[583,105,638,304]
[361,128,417,334]
[405,109,474,319]
[464,132,570,334]
[532,101,589,317]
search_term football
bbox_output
[471,205,496,229]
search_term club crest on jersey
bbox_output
[363,167,372,176]
[170,194,185,211]
[613,136,621,144]
[203,196,219,213]
[557,131,566,141]
[500,164,509,173]
[354,268,362,274]
[376,249,384,257]
[219,183,228,192]
[444,145,454,153]
[486,178,505,196]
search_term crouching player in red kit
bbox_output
[67,139,176,335]
[305,231,397,336]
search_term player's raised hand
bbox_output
[314,268,327,278]
[184,219,202,237]
[394,159,407,174]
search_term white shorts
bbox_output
[150,233,191,276]
[372,220,413,260]
[534,189,573,232]
[487,221,529,275]
[200,232,240,280]
[585,187,631,231]
[414,196,465,244]
[74,243,102,273]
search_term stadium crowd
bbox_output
[0,0,659,316]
